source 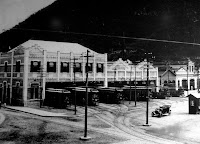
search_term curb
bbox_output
[0,110,5,125]
[3,106,84,118]
[3,106,64,117]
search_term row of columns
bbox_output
[22,50,108,106]
[111,70,157,81]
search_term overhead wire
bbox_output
[13,27,200,46]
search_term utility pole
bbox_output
[80,50,92,140]
[129,65,132,104]
[38,67,45,108]
[194,59,200,93]
[167,61,169,86]
[72,57,79,115]
[114,68,116,87]
[197,64,200,93]
[134,64,137,107]
[146,58,149,125]
[143,52,154,127]
[187,59,189,96]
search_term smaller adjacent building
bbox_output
[156,59,198,91]
[176,60,196,91]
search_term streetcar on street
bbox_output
[97,87,124,104]
[122,86,153,101]
[65,86,99,106]
[45,88,71,108]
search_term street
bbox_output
[0,97,199,144]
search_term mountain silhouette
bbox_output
[1,0,200,63]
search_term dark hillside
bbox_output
[1,0,200,62]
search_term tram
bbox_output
[97,87,124,104]
[65,86,99,106]
[122,86,152,101]
[45,88,71,108]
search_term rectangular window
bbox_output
[30,85,39,99]
[16,82,20,87]
[4,61,8,72]
[189,66,191,72]
[191,100,194,106]
[16,61,21,72]
[96,63,103,73]
[47,62,56,72]
[142,81,146,84]
[85,63,93,73]
[30,61,41,72]
[136,71,142,76]
[74,63,82,72]
[61,62,69,72]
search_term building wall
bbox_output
[0,41,163,106]
[162,71,176,83]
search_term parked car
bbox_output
[152,105,171,117]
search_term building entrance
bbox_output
[30,83,40,99]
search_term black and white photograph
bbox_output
[1,0,200,143]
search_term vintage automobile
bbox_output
[151,105,171,117]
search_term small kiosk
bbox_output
[188,93,200,114]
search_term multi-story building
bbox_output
[0,40,107,106]
[107,58,159,92]
[0,40,159,107]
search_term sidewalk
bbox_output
[0,110,5,125]
[4,105,84,117]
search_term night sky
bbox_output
[1,0,200,62]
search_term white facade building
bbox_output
[107,58,159,92]
[175,60,197,90]
[0,40,107,106]
[0,40,160,107]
